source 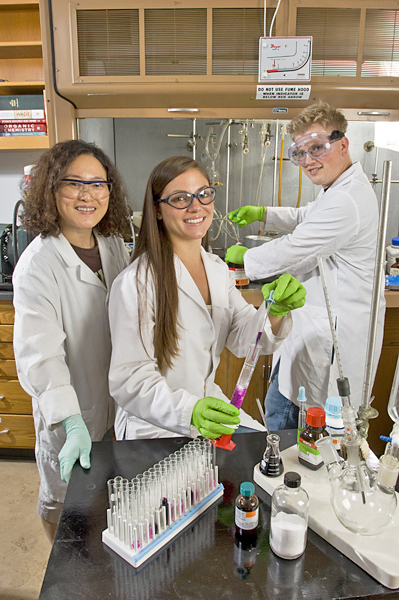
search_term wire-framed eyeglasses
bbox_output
[59,179,112,200]
[288,130,345,167]
[157,186,216,209]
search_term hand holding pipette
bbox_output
[261,274,307,317]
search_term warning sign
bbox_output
[256,85,311,100]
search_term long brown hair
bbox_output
[21,139,132,239]
[134,155,210,372]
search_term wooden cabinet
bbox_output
[0,300,35,449]
[0,0,49,151]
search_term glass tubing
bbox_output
[106,438,218,552]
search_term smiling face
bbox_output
[55,154,110,246]
[157,168,214,250]
[294,123,351,189]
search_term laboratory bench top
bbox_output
[39,431,398,600]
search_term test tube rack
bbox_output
[102,439,223,568]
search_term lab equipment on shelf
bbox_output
[102,438,223,568]
[386,237,399,275]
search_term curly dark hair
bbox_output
[20,139,132,239]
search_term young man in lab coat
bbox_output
[226,102,385,430]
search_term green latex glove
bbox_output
[191,396,240,439]
[229,205,266,228]
[59,414,92,483]
[225,244,248,265]
[262,273,306,317]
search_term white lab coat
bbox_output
[243,162,386,410]
[13,232,129,503]
[109,247,292,440]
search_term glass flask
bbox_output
[316,430,399,536]
[260,433,284,477]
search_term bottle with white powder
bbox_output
[269,471,309,560]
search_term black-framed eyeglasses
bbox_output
[157,186,216,209]
[59,179,112,200]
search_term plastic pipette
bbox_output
[215,291,275,450]
[297,386,307,432]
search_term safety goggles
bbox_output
[157,186,216,209]
[59,179,112,200]
[288,130,345,167]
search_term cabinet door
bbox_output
[0,414,35,449]
[0,381,31,414]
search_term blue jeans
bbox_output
[265,361,299,431]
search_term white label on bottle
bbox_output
[235,506,259,530]
[391,267,399,275]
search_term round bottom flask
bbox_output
[331,463,397,535]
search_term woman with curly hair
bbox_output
[13,139,132,542]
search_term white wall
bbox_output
[0,150,46,224]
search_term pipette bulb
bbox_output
[297,386,307,403]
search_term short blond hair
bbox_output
[287,101,348,139]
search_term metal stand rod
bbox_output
[272,121,279,207]
[225,124,231,249]
[360,160,392,416]
[192,117,197,160]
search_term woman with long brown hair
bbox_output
[13,139,132,541]
[109,155,306,440]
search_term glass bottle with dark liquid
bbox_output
[235,481,259,537]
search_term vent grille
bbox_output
[76,9,139,76]
[297,7,360,77]
[212,8,274,75]
[362,9,399,77]
[144,9,207,75]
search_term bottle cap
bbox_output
[306,406,326,427]
[240,481,255,497]
[324,396,343,417]
[284,471,301,488]
[392,237,399,247]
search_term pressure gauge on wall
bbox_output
[258,37,312,83]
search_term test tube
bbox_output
[230,342,262,409]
